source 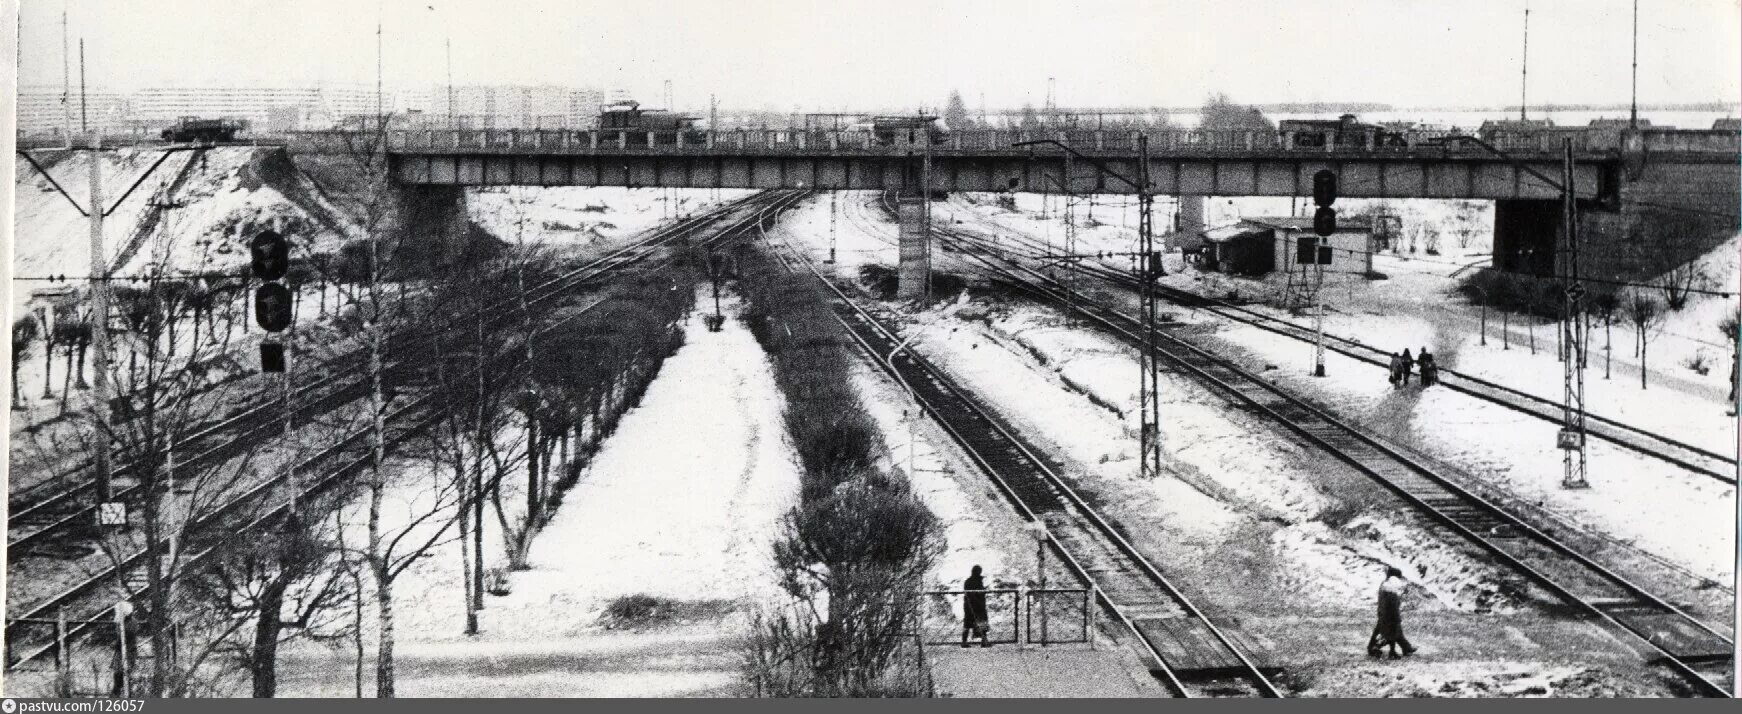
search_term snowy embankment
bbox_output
[279,289,798,697]
[468,187,755,253]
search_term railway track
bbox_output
[7,191,782,562]
[888,199,1734,696]
[941,200,1736,484]
[758,203,1283,698]
[4,190,809,670]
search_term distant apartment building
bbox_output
[127,85,386,132]
[403,84,610,129]
[16,85,130,138]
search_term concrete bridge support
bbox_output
[896,196,929,300]
[1173,195,1208,248]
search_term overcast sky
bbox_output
[15,0,1740,111]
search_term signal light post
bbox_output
[251,229,299,510]
[1311,170,1337,377]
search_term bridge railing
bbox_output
[338,127,1738,157]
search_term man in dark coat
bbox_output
[962,565,991,648]
[1367,566,1417,658]
[1417,348,1437,387]
[1399,349,1414,386]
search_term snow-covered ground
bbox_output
[770,192,1719,696]
[937,192,1737,585]
[469,187,754,253]
[278,288,800,697]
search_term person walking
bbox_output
[1417,348,1437,387]
[1399,349,1414,386]
[1388,352,1403,387]
[962,565,992,648]
[1367,566,1417,658]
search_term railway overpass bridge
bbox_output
[288,127,1739,293]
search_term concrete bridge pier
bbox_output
[1173,195,1208,248]
[896,195,929,300]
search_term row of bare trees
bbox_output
[733,244,941,697]
[20,134,700,697]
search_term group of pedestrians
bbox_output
[1389,348,1438,388]
[959,563,1422,660]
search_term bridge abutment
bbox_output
[383,183,472,275]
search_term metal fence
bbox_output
[919,587,1092,647]
[1025,588,1094,646]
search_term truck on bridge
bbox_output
[161,117,246,143]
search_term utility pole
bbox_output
[79,39,87,135]
[1559,137,1588,488]
[1629,0,1639,130]
[709,94,718,130]
[89,139,113,503]
[62,4,72,148]
[1520,0,1530,121]
[663,79,673,110]
[922,114,934,303]
[1137,134,1162,481]
[446,37,456,129]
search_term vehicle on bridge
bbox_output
[868,115,947,147]
[1276,114,1408,148]
[161,116,246,143]
[599,101,701,146]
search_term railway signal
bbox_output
[251,230,293,373]
[1312,170,1337,237]
[1310,170,1337,376]
[249,230,289,281]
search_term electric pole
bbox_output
[62,4,72,148]
[446,37,456,129]
[79,39,87,135]
[1629,0,1639,130]
[89,139,114,503]
[1520,0,1530,121]
[1559,137,1589,488]
[1137,134,1162,481]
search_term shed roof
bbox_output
[1243,216,1372,233]
[1202,224,1271,243]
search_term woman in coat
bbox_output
[962,565,992,648]
[1368,566,1417,658]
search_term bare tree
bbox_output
[1591,289,1620,379]
[1632,207,1722,310]
[187,511,355,697]
[13,315,40,409]
[1622,290,1666,389]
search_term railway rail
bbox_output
[945,201,1736,484]
[7,191,781,563]
[4,190,808,670]
[890,198,1734,697]
[758,207,1283,698]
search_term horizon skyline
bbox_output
[15,1,1740,114]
